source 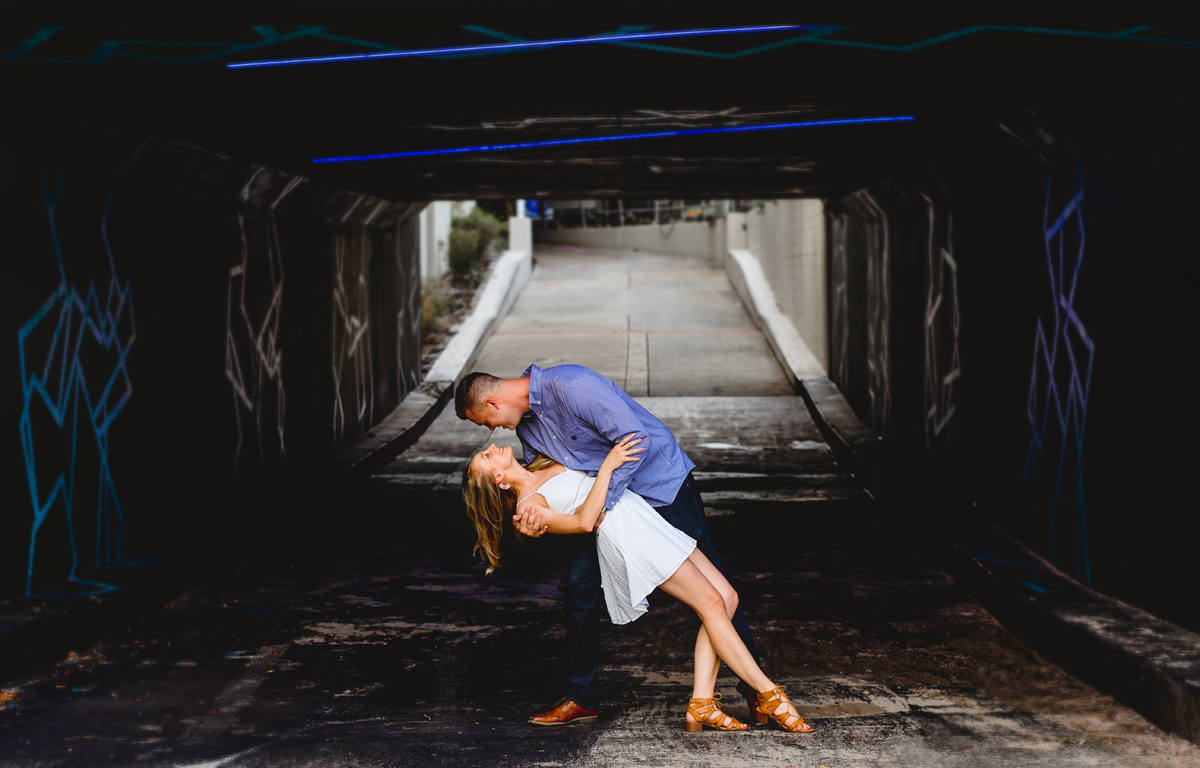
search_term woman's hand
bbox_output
[514,505,549,538]
[601,434,643,474]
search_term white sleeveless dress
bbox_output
[531,469,697,625]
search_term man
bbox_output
[455,363,762,726]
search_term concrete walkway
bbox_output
[475,245,793,396]
[380,245,827,485]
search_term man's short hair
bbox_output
[455,372,500,420]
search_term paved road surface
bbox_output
[1,540,1197,767]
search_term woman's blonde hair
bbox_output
[525,454,560,472]
[462,453,560,574]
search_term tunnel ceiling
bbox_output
[4,19,1197,201]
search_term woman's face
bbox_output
[470,443,515,484]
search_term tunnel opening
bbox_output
[4,19,1200,761]
[5,92,1197,619]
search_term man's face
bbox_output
[465,397,522,432]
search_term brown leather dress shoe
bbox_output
[527,697,598,726]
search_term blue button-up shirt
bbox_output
[517,364,695,510]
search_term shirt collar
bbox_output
[522,364,544,410]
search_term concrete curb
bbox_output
[723,247,880,479]
[333,218,533,478]
[960,523,1200,744]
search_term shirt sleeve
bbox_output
[564,376,652,510]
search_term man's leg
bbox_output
[562,532,604,709]
[530,534,603,725]
[652,473,761,693]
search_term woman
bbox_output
[462,437,814,734]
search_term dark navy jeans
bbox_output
[563,472,760,709]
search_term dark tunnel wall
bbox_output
[827,111,1200,630]
[2,119,422,600]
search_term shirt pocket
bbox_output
[563,424,594,461]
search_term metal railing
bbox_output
[532,200,748,229]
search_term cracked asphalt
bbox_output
[2,527,1198,767]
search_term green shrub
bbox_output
[448,227,481,283]
[465,206,507,255]
[421,277,455,336]
[449,206,511,285]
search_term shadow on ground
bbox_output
[2,504,1197,767]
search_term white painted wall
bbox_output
[425,217,532,387]
[736,200,828,371]
[535,219,725,262]
[418,200,476,281]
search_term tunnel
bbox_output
[3,17,1200,767]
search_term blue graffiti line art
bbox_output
[225,170,294,471]
[1014,128,1095,583]
[18,139,147,596]
[5,26,1197,68]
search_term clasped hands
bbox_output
[512,434,642,538]
[513,506,598,538]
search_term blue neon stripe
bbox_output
[312,116,915,164]
[227,25,807,68]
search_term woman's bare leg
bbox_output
[659,552,774,696]
[689,548,738,703]
[692,628,722,700]
[676,548,814,732]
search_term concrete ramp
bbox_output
[376,246,856,504]
[473,246,794,397]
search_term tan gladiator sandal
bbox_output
[756,685,815,733]
[685,693,748,732]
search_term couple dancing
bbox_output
[456,363,814,734]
